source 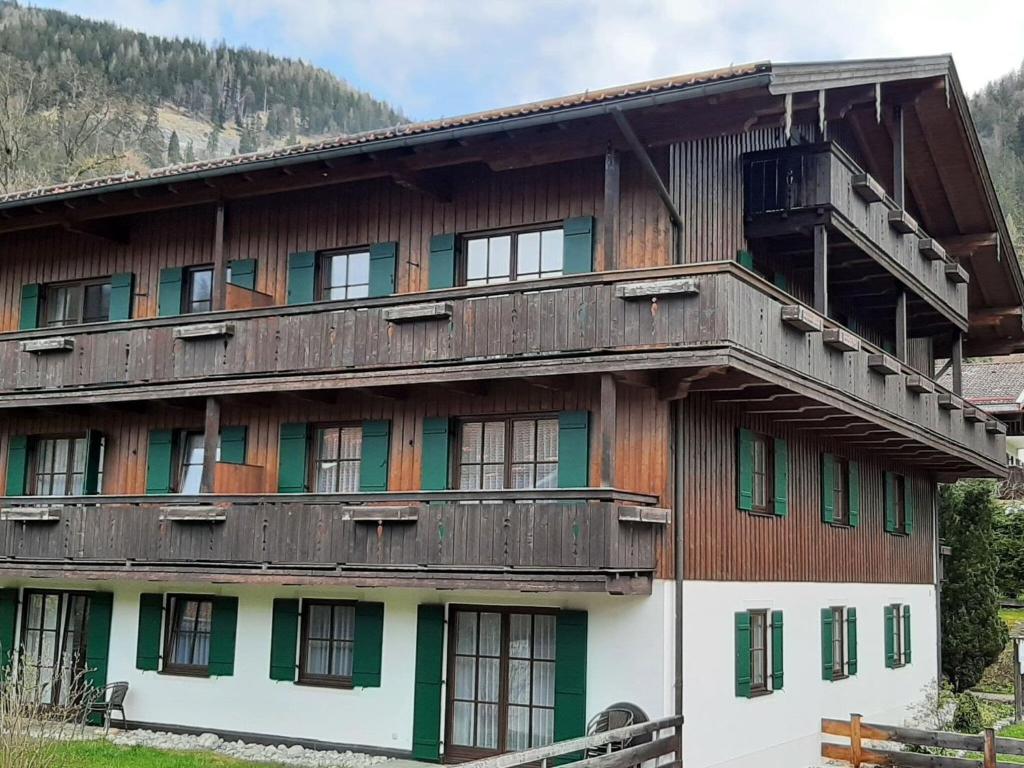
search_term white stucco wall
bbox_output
[682,580,938,768]
[0,577,676,753]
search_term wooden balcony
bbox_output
[0,489,665,594]
[743,142,968,328]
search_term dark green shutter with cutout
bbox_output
[0,588,17,676]
[368,242,397,298]
[848,461,861,527]
[412,605,445,763]
[6,435,28,496]
[145,429,174,495]
[352,602,385,687]
[227,259,257,291]
[847,608,858,675]
[771,610,784,690]
[136,593,163,671]
[821,453,835,524]
[208,596,238,676]
[884,472,897,533]
[429,234,456,290]
[735,612,751,698]
[773,439,788,517]
[563,216,595,275]
[287,251,316,305]
[359,420,391,492]
[554,610,588,749]
[557,411,590,488]
[269,598,299,682]
[736,428,754,512]
[903,606,912,664]
[736,250,754,270]
[421,418,450,491]
[85,592,113,696]
[19,283,41,330]
[158,267,183,317]
[83,430,104,495]
[884,606,896,668]
[277,423,309,493]
[904,477,914,535]
[821,608,834,681]
[109,272,134,321]
[219,426,247,466]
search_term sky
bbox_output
[43,0,1024,120]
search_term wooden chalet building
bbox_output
[0,55,1018,767]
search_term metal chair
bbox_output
[88,681,129,734]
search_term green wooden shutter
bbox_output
[368,242,398,298]
[287,251,316,305]
[558,411,590,488]
[734,612,751,698]
[6,435,28,496]
[904,477,914,535]
[412,605,445,763]
[219,426,247,465]
[847,608,858,675]
[277,423,309,493]
[737,250,754,270]
[359,420,391,492]
[771,610,784,690]
[145,429,174,495]
[736,428,754,512]
[821,608,834,681]
[0,588,18,675]
[773,271,789,291]
[158,267,184,317]
[227,258,257,291]
[19,283,41,330]
[269,598,299,682]
[903,605,912,664]
[884,606,896,668]
[884,472,897,533]
[563,216,595,274]
[428,234,456,290]
[83,430,104,495]
[208,596,238,676]
[848,461,861,528]
[109,272,134,321]
[352,602,385,687]
[421,417,450,491]
[85,592,113,695]
[136,593,164,671]
[773,438,788,517]
[820,453,835,524]
[554,610,588,748]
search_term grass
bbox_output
[974,608,1024,695]
[48,740,281,767]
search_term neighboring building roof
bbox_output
[958,361,1024,407]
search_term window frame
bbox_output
[832,457,850,526]
[750,432,775,515]
[174,430,205,495]
[161,594,215,677]
[296,599,358,689]
[894,474,908,534]
[453,413,560,492]
[317,247,372,302]
[830,606,848,680]
[28,433,91,497]
[181,264,215,315]
[747,609,771,695]
[309,421,364,494]
[41,277,112,327]
[457,223,565,287]
[890,603,907,668]
[19,588,93,706]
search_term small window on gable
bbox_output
[320,250,370,301]
[461,226,564,286]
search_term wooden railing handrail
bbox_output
[459,715,682,768]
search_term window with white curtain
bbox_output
[299,601,356,686]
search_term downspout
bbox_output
[672,399,685,765]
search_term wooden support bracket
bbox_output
[780,305,823,333]
[937,393,963,411]
[173,322,235,340]
[20,337,74,354]
[340,506,419,522]
[867,353,901,376]
[963,407,984,423]
[944,262,970,284]
[987,420,1007,435]
[382,302,453,323]
[822,327,860,352]
[887,209,918,235]
[617,506,671,524]
[0,507,62,522]
[160,506,227,522]
[918,238,948,262]
[851,173,884,203]
[614,278,699,300]
[905,375,935,394]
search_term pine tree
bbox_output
[139,103,164,167]
[166,130,181,164]
[205,126,221,158]
[184,139,196,163]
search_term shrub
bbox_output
[952,693,983,734]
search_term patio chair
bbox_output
[87,681,129,734]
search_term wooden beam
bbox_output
[952,331,963,396]
[892,104,905,208]
[895,290,907,361]
[201,396,220,494]
[211,202,227,312]
[600,374,617,488]
[603,148,621,270]
[972,305,1024,329]
[814,224,828,314]
[942,232,998,258]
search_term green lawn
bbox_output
[974,608,1024,695]
[49,741,280,767]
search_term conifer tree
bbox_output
[166,130,181,164]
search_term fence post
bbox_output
[850,713,862,768]
[984,727,996,768]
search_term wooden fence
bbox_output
[458,715,682,768]
[822,714,1024,767]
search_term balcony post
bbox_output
[813,224,828,315]
[895,290,908,361]
[212,202,227,312]
[603,148,620,271]
[600,373,617,488]
[201,396,221,494]
[893,105,905,208]
[952,331,963,396]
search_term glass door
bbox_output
[20,591,91,706]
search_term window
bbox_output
[164,595,214,675]
[831,607,845,679]
[298,601,356,687]
[176,431,205,494]
[736,609,783,698]
[462,227,564,286]
[30,435,103,496]
[749,610,769,693]
[832,458,849,526]
[19,590,91,705]
[42,279,111,327]
[313,425,362,492]
[894,475,907,532]
[320,250,370,301]
[457,416,559,491]
[183,266,214,314]
[822,606,857,681]
[886,603,911,668]
[446,607,557,759]
[751,433,774,513]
